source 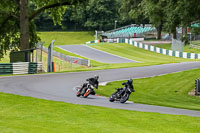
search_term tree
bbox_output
[69,4,87,30]
[84,0,120,31]
[164,0,200,42]
[163,0,180,39]
[119,0,166,39]
[0,0,86,59]
[141,0,167,39]
[119,0,148,25]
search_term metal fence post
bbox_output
[47,40,55,72]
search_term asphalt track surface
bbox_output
[57,45,138,63]
[1,62,200,117]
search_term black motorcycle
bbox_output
[76,76,99,98]
[109,79,134,103]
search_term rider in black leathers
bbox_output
[79,75,99,95]
[120,79,135,94]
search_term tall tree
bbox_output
[141,0,167,39]
[163,0,180,39]
[0,0,86,59]
[84,0,120,31]
[119,0,147,25]
[175,0,200,42]
[20,0,29,50]
[164,0,200,42]
[119,0,166,39]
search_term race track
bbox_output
[57,45,138,63]
[1,61,200,117]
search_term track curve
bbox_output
[1,61,200,117]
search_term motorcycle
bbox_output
[109,79,134,103]
[76,76,99,98]
[76,83,96,98]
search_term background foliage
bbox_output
[1,0,200,59]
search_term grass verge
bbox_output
[41,51,87,72]
[38,32,195,67]
[0,92,200,133]
[91,43,194,64]
[46,43,196,72]
[154,43,200,53]
[38,31,94,47]
[96,68,200,111]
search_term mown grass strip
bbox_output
[154,43,200,54]
[0,92,200,133]
[38,31,94,47]
[91,43,194,64]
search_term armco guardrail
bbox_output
[86,40,100,44]
[0,63,13,75]
[0,62,43,75]
[42,46,90,66]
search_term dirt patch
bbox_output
[188,89,200,97]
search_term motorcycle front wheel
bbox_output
[109,95,114,102]
[76,91,81,97]
[76,87,81,97]
[120,93,130,103]
[109,92,118,102]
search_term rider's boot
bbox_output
[90,89,95,95]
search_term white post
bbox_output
[115,20,118,29]
[95,30,98,40]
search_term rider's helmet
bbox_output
[94,75,99,80]
[128,79,133,84]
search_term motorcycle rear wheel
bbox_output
[120,93,129,103]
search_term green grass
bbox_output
[54,42,195,72]
[0,50,86,72]
[96,68,200,111]
[38,31,106,68]
[38,32,195,70]
[1,92,200,133]
[38,31,94,47]
[54,46,106,67]
[91,43,194,64]
[153,43,171,50]
[154,43,200,53]
[41,51,86,72]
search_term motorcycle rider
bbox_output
[78,75,99,96]
[109,79,135,103]
[120,79,135,95]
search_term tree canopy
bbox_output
[0,0,86,59]
[120,0,200,40]
[1,0,200,59]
